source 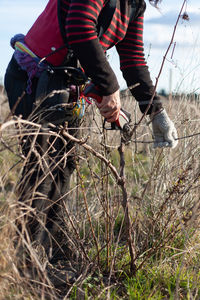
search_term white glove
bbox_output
[151,109,178,149]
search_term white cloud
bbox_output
[144,23,200,48]
[142,12,200,93]
[146,11,200,26]
[145,0,200,21]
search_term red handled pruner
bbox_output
[84,83,131,131]
[83,83,132,143]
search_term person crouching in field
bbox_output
[4,0,178,286]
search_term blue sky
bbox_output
[0,0,200,93]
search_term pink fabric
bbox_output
[24,0,68,66]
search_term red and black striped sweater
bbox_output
[59,0,161,113]
[25,0,161,113]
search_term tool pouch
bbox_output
[32,66,87,125]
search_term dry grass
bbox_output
[0,88,200,299]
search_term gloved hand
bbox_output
[151,109,178,149]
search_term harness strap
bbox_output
[97,0,138,38]
[97,0,117,38]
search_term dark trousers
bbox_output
[4,55,38,118]
[4,56,77,259]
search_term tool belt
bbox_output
[32,65,88,125]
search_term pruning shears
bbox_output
[83,83,132,140]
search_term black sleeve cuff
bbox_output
[122,65,163,114]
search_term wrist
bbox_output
[150,107,164,121]
[139,100,163,115]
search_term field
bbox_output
[0,87,200,299]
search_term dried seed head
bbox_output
[182,12,189,21]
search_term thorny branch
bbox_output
[118,141,136,275]
[62,129,137,274]
[61,129,122,184]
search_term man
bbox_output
[4,0,177,271]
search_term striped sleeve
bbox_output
[65,0,119,95]
[65,0,103,45]
[116,15,162,114]
[116,15,146,70]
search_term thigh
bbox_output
[4,55,38,119]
